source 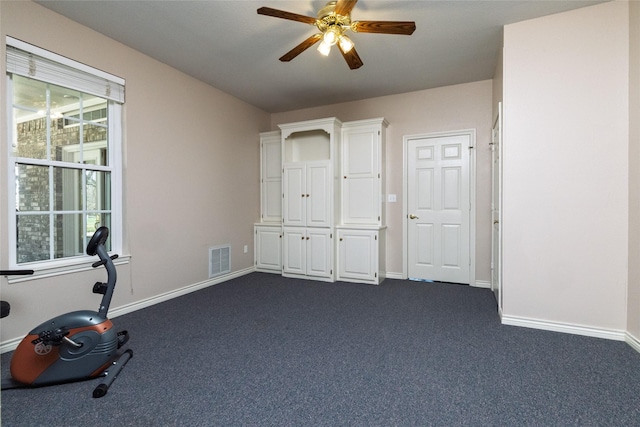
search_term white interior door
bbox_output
[491,103,503,311]
[406,132,471,284]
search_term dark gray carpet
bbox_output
[2,273,640,426]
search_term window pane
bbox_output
[16,164,49,211]
[86,170,111,211]
[12,108,48,159]
[12,75,48,159]
[50,84,83,162]
[17,215,50,263]
[54,213,83,258]
[53,167,82,211]
[86,213,111,251]
[83,141,108,167]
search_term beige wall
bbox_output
[0,1,269,344]
[270,81,493,282]
[502,1,630,331]
[629,0,640,342]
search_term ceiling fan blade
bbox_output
[353,20,416,35]
[279,34,323,62]
[334,0,358,16]
[257,7,317,25]
[338,44,363,70]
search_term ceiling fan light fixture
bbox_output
[317,40,332,56]
[338,35,354,53]
[323,27,340,46]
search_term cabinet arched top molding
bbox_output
[278,117,342,140]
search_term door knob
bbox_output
[409,214,419,219]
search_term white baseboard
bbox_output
[502,314,627,342]
[473,280,491,289]
[626,331,640,354]
[108,266,255,319]
[384,272,404,280]
[0,267,255,353]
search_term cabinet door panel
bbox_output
[343,177,377,224]
[306,162,331,227]
[345,131,377,176]
[264,181,282,221]
[338,229,377,282]
[283,228,306,274]
[255,226,282,272]
[342,125,381,225]
[261,135,282,222]
[283,165,305,226]
[306,228,332,278]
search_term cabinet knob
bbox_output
[306,194,309,197]
[339,238,343,241]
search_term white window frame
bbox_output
[5,37,124,275]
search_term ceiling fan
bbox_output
[257,0,416,70]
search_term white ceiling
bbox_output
[36,0,604,113]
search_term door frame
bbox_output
[402,129,476,285]
[491,103,503,314]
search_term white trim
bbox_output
[6,37,124,85]
[6,36,125,103]
[473,280,491,289]
[108,266,253,319]
[626,332,640,354]
[502,314,627,341]
[385,271,403,280]
[6,79,123,268]
[6,255,131,284]
[0,266,255,353]
[402,129,477,285]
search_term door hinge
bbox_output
[375,272,377,278]
[330,233,333,238]
[375,235,377,240]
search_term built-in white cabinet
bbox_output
[282,227,333,281]
[341,118,387,225]
[254,224,282,273]
[336,227,386,284]
[283,161,331,227]
[279,118,340,282]
[260,131,282,223]
[255,131,283,274]
[337,118,388,284]
[255,117,387,284]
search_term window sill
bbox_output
[6,254,131,285]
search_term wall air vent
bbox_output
[209,245,231,278]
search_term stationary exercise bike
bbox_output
[1,226,132,398]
